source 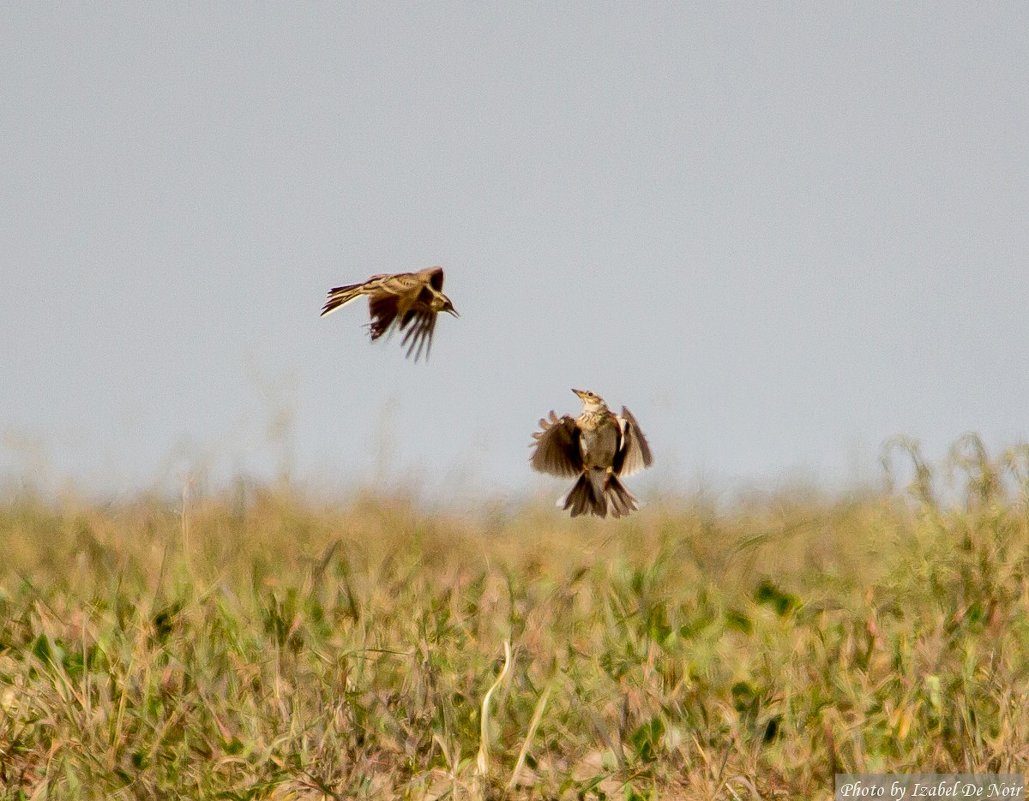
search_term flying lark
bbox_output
[530,389,653,518]
[320,266,458,361]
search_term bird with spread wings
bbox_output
[530,389,653,518]
[320,266,458,361]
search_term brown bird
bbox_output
[320,266,458,361]
[530,389,653,518]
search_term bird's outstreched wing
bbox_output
[420,265,445,292]
[530,411,582,477]
[367,294,400,340]
[400,310,437,362]
[614,406,653,476]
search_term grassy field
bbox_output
[1,438,1027,800]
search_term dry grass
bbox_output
[1,439,1028,799]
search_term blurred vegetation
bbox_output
[0,435,1027,799]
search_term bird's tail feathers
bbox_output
[559,470,639,519]
[559,473,605,517]
[604,474,639,519]
[320,283,367,316]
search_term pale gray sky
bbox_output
[3,4,1028,502]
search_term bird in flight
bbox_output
[530,389,653,518]
[320,266,458,361]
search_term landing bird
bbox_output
[530,389,653,519]
[320,266,458,361]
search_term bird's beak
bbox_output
[572,388,585,398]
[445,307,460,318]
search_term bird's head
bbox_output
[573,389,608,412]
[432,292,459,317]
